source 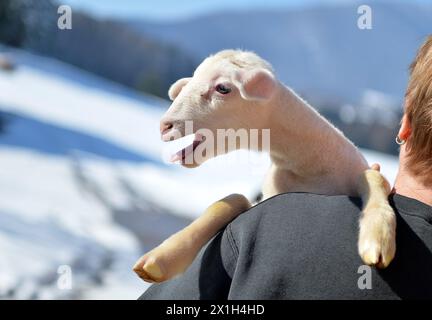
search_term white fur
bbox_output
[162,50,368,197]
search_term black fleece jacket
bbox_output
[140,193,432,299]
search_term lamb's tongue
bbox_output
[170,138,201,163]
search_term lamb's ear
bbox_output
[168,77,192,101]
[233,69,276,101]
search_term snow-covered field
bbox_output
[0,47,399,299]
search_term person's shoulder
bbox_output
[228,192,363,236]
[264,192,362,210]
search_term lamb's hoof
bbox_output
[358,205,396,269]
[133,254,167,283]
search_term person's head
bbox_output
[397,35,432,186]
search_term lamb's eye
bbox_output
[215,84,231,94]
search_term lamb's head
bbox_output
[160,49,278,168]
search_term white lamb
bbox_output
[133,50,396,283]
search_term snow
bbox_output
[0,47,399,299]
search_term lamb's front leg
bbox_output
[357,166,396,268]
[133,193,251,283]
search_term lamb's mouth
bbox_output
[170,133,205,163]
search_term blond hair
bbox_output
[404,35,432,185]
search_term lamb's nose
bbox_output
[160,121,173,135]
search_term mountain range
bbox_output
[128,1,432,103]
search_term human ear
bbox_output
[398,114,412,141]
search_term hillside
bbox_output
[1,0,195,98]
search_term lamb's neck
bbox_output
[266,83,336,172]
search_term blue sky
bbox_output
[57,0,428,21]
